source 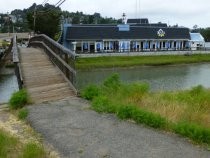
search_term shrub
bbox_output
[130,82,149,94]
[9,89,28,109]
[132,108,167,129]
[173,122,210,144]
[116,104,167,129]
[103,73,121,90]
[18,108,28,120]
[190,85,205,97]
[125,82,149,103]
[81,85,100,100]
[117,105,137,120]
[92,96,117,113]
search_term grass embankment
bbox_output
[0,129,46,158]
[81,74,210,145]
[0,89,48,157]
[76,54,210,69]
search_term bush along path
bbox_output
[81,74,210,147]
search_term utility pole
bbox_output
[33,5,37,36]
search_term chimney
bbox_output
[122,13,126,24]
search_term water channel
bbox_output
[0,68,19,104]
[1,63,210,104]
[76,63,210,91]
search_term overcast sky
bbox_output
[0,0,209,28]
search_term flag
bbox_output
[97,43,100,49]
[83,43,88,49]
[133,42,136,49]
[110,42,113,49]
[156,42,160,49]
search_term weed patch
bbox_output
[92,96,117,113]
[20,143,46,158]
[103,73,121,91]
[81,85,100,100]
[18,108,28,120]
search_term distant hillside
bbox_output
[0,3,121,34]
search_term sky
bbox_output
[0,0,209,28]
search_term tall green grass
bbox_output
[20,143,46,158]
[173,122,210,144]
[76,54,210,70]
[0,129,46,158]
[0,129,18,157]
[81,74,210,145]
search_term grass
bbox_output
[0,129,19,157]
[76,54,210,70]
[18,108,29,120]
[20,143,46,158]
[81,74,210,145]
[0,129,46,158]
[9,89,29,110]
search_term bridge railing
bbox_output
[28,34,77,92]
[12,35,23,89]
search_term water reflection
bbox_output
[76,63,210,91]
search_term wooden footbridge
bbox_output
[12,35,77,104]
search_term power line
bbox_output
[55,0,63,6]
[33,0,67,32]
[39,0,66,14]
[55,0,66,7]
[42,0,50,6]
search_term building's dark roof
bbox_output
[71,23,167,27]
[127,18,149,24]
[66,25,190,40]
[134,23,168,27]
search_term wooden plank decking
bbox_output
[20,47,75,104]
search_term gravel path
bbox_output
[27,97,210,158]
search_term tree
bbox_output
[27,3,61,38]
[200,28,210,42]
[193,24,198,30]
